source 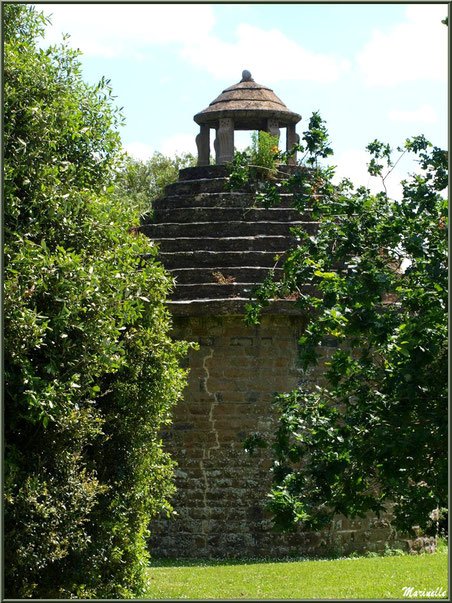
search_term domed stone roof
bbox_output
[194,71,301,130]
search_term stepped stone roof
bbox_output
[140,165,316,316]
[194,71,301,130]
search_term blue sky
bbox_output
[38,2,448,198]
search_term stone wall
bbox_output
[144,164,436,559]
[148,313,427,558]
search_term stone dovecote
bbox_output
[141,74,434,558]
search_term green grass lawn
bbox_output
[144,549,448,600]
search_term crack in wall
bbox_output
[199,346,221,545]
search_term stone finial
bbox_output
[241,69,253,82]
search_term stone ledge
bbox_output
[141,221,313,238]
[160,250,288,269]
[153,235,296,253]
[167,297,305,316]
[168,267,284,284]
[178,164,308,182]
[153,192,303,210]
[170,283,314,302]
[152,206,304,223]
[179,165,229,180]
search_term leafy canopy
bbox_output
[4,5,191,598]
[231,116,447,537]
[113,151,196,215]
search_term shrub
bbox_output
[249,130,280,178]
[113,152,196,215]
[4,5,190,597]
[234,116,447,537]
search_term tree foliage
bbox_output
[248,130,280,178]
[113,151,196,215]
[4,5,190,597]
[232,116,448,537]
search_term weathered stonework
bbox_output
[149,314,304,557]
[148,314,418,558]
[143,77,436,557]
[193,70,301,165]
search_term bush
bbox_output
[4,5,190,597]
[113,151,196,215]
[249,130,280,178]
[235,117,447,537]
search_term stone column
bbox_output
[214,131,219,165]
[266,118,280,141]
[286,124,300,165]
[196,125,210,166]
[215,118,234,164]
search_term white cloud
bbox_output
[38,4,349,83]
[39,4,215,57]
[124,142,155,161]
[389,104,437,124]
[160,134,197,157]
[332,149,404,200]
[357,4,447,86]
[125,136,197,161]
[181,23,350,83]
[332,148,448,205]
[125,136,198,160]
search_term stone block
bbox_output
[230,336,254,347]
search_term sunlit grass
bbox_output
[144,548,448,600]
